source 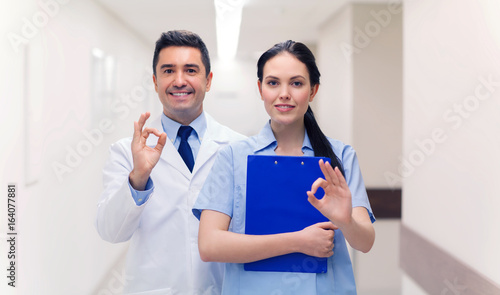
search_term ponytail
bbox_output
[304,106,345,176]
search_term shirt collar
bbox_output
[253,121,277,153]
[161,112,207,142]
[253,121,314,154]
[302,130,313,153]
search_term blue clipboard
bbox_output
[244,155,330,273]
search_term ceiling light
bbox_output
[214,0,246,60]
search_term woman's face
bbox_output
[258,53,318,129]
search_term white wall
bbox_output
[317,3,403,294]
[355,220,401,295]
[0,1,156,294]
[402,0,500,291]
[316,5,354,145]
[402,274,428,295]
[352,3,403,188]
[317,3,403,188]
[205,58,269,136]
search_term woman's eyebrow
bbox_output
[264,75,280,80]
[265,75,306,80]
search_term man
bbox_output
[95,30,245,294]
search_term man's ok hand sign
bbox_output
[129,112,167,190]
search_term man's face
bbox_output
[153,46,212,125]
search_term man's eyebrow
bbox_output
[159,64,174,69]
[185,64,200,69]
[159,64,201,70]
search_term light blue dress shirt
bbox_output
[193,122,375,295]
[128,112,207,205]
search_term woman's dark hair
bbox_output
[152,30,211,77]
[257,40,345,175]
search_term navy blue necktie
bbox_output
[177,126,195,172]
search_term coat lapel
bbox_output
[192,114,225,174]
[144,113,241,180]
[146,115,192,179]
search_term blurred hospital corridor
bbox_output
[1,0,500,294]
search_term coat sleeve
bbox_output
[95,139,151,243]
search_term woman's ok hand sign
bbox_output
[307,160,352,228]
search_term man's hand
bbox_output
[129,112,167,190]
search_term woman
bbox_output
[193,40,375,294]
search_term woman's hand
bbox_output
[307,159,375,253]
[198,211,338,263]
[307,159,353,228]
[296,221,337,257]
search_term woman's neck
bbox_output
[271,120,305,156]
